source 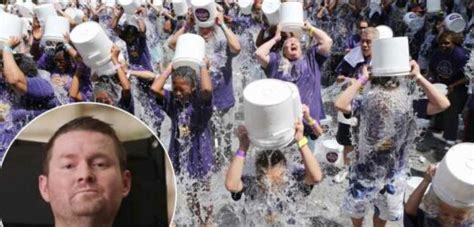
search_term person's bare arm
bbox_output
[216,12,240,54]
[2,37,28,94]
[335,65,369,113]
[255,25,281,68]
[405,165,436,216]
[151,63,172,98]
[304,21,333,56]
[225,126,249,192]
[111,6,124,35]
[199,58,212,101]
[294,119,323,185]
[111,45,130,93]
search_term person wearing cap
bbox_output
[168,6,241,169]
[151,59,214,226]
[429,31,469,150]
[255,21,333,150]
[404,143,474,227]
[0,36,59,161]
[334,61,450,227]
[332,26,379,183]
[225,119,322,226]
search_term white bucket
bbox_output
[243,79,303,149]
[321,139,344,167]
[403,12,421,29]
[153,0,163,7]
[280,2,304,33]
[119,0,140,14]
[34,4,58,24]
[172,0,188,17]
[432,143,474,208]
[0,13,23,49]
[371,37,411,77]
[37,0,54,4]
[103,0,116,7]
[427,0,441,13]
[43,16,70,42]
[15,1,36,17]
[238,0,253,15]
[445,13,466,33]
[94,61,117,76]
[433,83,448,96]
[262,0,280,26]
[191,0,216,28]
[376,25,393,39]
[64,7,84,24]
[70,21,113,69]
[172,33,205,73]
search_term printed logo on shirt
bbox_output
[436,60,453,77]
[195,8,210,22]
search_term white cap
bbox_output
[432,143,474,208]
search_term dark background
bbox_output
[0,136,169,227]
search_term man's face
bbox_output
[358,21,368,35]
[172,77,193,103]
[360,32,375,58]
[283,37,302,61]
[199,26,214,41]
[39,130,131,221]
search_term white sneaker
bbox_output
[432,132,446,142]
[334,169,349,183]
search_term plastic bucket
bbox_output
[432,143,474,208]
[427,0,441,13]
[280,2,304,33]
[371,37,410,77]
[243,79,302,149]
[262,0,280,26]
[0,13,23,49]
[15,1,36,18]
[445,13,466,33]
[153,0,162,7]
[172,33,205,73]
[376,25,393,39]
[191,0,216,28]
[172,0,188,17]
[70,21,113,69]
[64,7,84,24]
[403,12,422,29]
[238,0,253,15]
[34,3,58,24]
[43,15,70,42]
[322,139,344,167]
[103,0,116,7]
[119,0,140,14]
[433,83,448,96]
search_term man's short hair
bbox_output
[41,116,127,175]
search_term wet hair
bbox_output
[172,66,197,89]
[123,25,139,42]
[371,76,400,89]
[438,31,464,46]
[12,54,38,77]
[361,27,380,39]
[255,150,287,178]
[42,116,127,175]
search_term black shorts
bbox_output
[336,122,352,146]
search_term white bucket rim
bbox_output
[243,79,292,106]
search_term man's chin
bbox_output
[70,194,105,216]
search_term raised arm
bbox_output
[255,25,281,68]
[294,119,323,185]
[2,37,28,94]
[167,16,193,50]
[111,6,124,36]
[136,7,147,34]
[405,165,436,216]
[409,61,450,115]
[199,58,212,101]
[216,12,240,54]
[335,65,369,113]
[304,21,333,56]
[150,63,173,98]
[111,45,130,94]
[225,126,249,192]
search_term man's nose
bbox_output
[76,162,96,184]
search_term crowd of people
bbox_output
[0,0,473,226]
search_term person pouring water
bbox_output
[255,20,333,150]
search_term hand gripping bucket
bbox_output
[172,33,205,73]
[70,21,114,70]
[280,1,304,33]
[191,0,217,28]
[371,37,411,77]
[432,143,474,208]
[34,3,58,24]
[43,16,70,42]
[243,79,302,149]
[445,13,466,33]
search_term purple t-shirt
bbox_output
[121,34,153,72]
[158,90,214,179]
[211,46,237,111]
[264,45,327,122]
[429,46,469,85]
[345,34,361,50]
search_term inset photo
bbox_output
[0,103,175,227]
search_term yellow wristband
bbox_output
[297,136,308,149]
[308,118,315,126]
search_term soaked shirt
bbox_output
[119,32,153,72]
[265,45,327,136]
[158,90,214,179]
